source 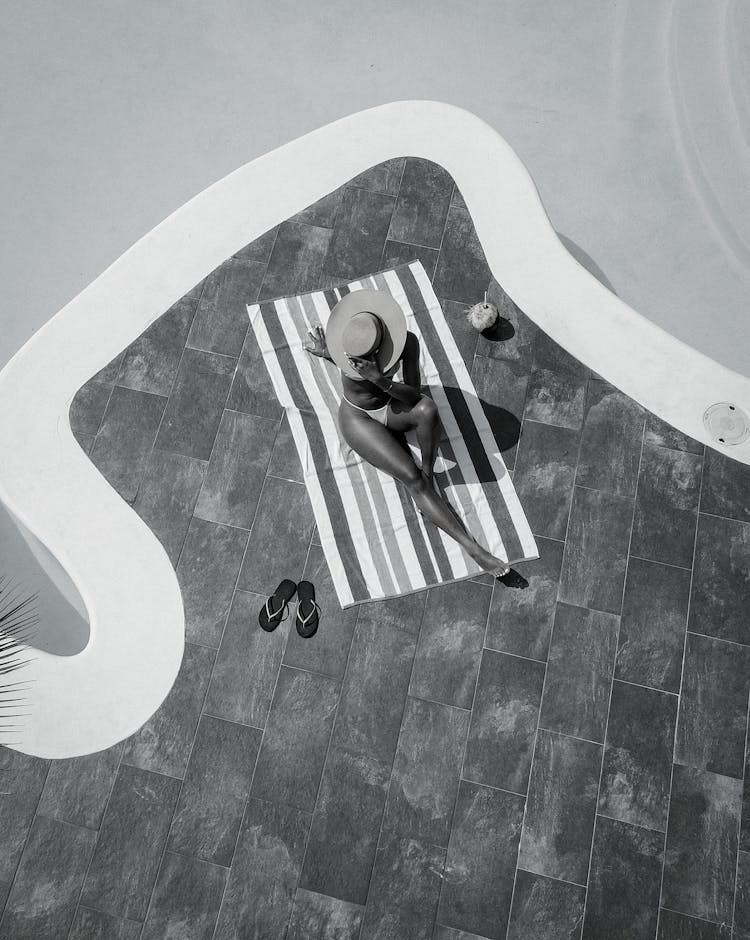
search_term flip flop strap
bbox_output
[297,599,320,626]
[265,597,288,622]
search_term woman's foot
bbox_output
[470,544,509,575]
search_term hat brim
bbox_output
[326,289,408,379]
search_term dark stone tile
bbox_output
[72,429,95,454]
[300,621,417,903]
[432,205,492,306]
[260,219,333,299]
[383,697,469,845]
[81,765,180,920]
[68,907,141,940]
[226,321,284,421]
[540,602,619,742]
[252,666,340,812]
[187,257,263,358]
[524,369,587,430]
[324,187,395,280]
[583,815,663,940]
[0,749,49,883]
[118,294,198,395]
[37,743,122,829]
[203,589,290,728]
[300,742,390,905]
[675,632,750,779]
[450,186,466,208]
[360,830,445,940]
[631,443,702,568]
[69,379,111,437]
[518,729,601,884]
[176,517,249,648]
[662,764,742,923]
[701,445,750,523]
[287,889,364,940]
[382,239,439,279]
[332,619,417,765]
[735,851,750,940]
[506,869,585,940]
[644,414,704,455]
[237,476,314,596]
[409,580,491,710]
[438,780,524,939]
[599,680,677,831]
[615,557,691,693]
[88,385,167,501]
[215,798,310,940]
[388,158,453,249]
[267,411,304,483]
[168,715,261,866]
[133,450,206,566]
[475,280,538,369]
[155,346,236,460]
[141,852,226,940]
[486,536,564,662]
[464,649,545,794]
[90,350,125,385]
[433,928,490,940]
[292,188,343,228]
[348,158,405,195]
[532,331,588,378]
[688,513,750,647]
[439,299,479,369]
[471,355,529,469]
[234,224,278,263]
[512,420,579,539]
[283,543,358,679]
[576,381,644,497]
[657,909,731,939]
[194,408,277,528]
[0,815,95,940]
[122,642,214,778]
[558,486,633,614]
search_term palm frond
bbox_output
[0,576,38,745]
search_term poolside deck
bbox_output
[2,158,750,939]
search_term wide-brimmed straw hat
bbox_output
[325,289,407,379]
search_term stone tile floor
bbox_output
[1,158,750,939]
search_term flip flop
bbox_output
[295,580,321,639]
[259,579,297,632]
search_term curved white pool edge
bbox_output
[1,99,748,758]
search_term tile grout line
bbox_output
[501,322,571,940]
[654,430,705,939]
[579,411,645,934]
[207,462,289,940]
[433,580,490,934]
[280,481,321,937]
[64,747,124,940]
[360,600,428,927]
[138,644,221,936]
[287,601,365,933]
[731,714,749,937]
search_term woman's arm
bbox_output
[401,331,421,389]
[347,351,421,406]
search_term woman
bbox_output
[304,296,520,584]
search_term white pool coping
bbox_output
[1,100,748,758]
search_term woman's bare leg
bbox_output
[339,403,508,574]
[389,396,440,483]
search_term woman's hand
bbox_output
[347,354,384,383]
[304,325,329,359]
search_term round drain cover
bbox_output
[703,402,750,445]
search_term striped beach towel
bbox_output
[247,261,538,608]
